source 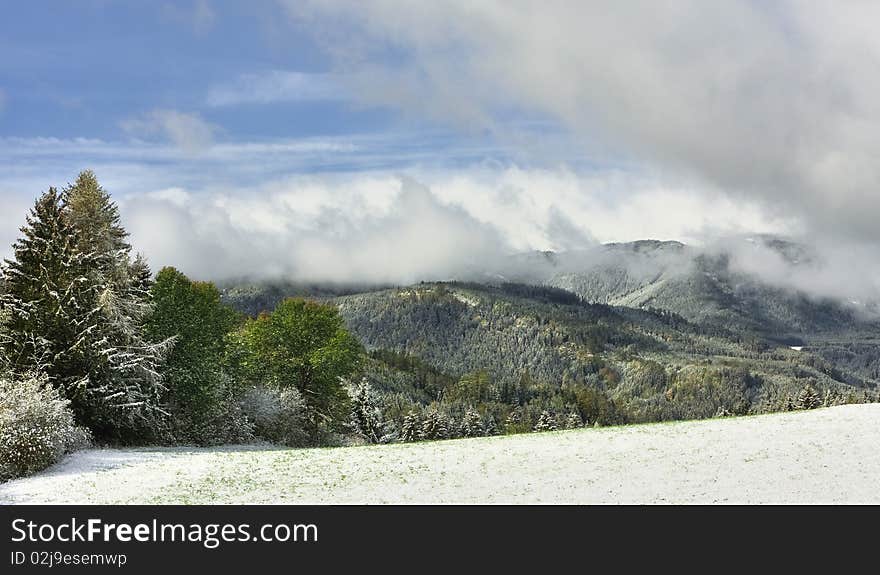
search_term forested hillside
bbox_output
[533,239,866,335]
[333,282,877,427]
[218,238,880,433]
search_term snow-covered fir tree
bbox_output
[796,384,821,410]
[349,378,384,443]
[460,408,484,437]
[400,411,422,442]
[421,409,450,440]
[483,414,498,436]
[1,174,169,439]
[60,171,170,437]
[822,387,841,407]
[0,188,97,397]
[563,411,583,429]
[533,410,557,432]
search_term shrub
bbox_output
[239,386,308,447]
[169,385,253,446]
[562,411,583,429]
[0,373,91,481]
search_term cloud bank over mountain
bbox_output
[287,1,880,245]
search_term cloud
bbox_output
[1,152,877,304]
[116,171,880,306]
[120,109,219,154]
[207,71,348,107]
[0,134,799,280]
[122,175,508,284]
[283,1,880,246]
[115,167,796,284]
[716,236,880,308]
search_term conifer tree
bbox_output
[533,410,557,432]
[0,188,94,390]
[420,409,450,440]
[796,384,821,410]
[460,408,484,437]
[823,387,843,408]
[349,378,384,443]
[61,171,170,437]
[2,175,168,439]
[483,414,498,436]
[563,411,583,429]
[400,411,422,442]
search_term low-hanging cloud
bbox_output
[122,175,510,284]
[116,167,797,285]
[284,0,880,247]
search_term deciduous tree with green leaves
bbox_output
[231,298,362,443]
[146,267,246,444]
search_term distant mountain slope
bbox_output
[219,237,880,424]
[334,282,876,422]
[542,238,865,335]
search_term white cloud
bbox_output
[0,133,803,281]
[122,175,507,284]
[207,70,348,107]
[114,167,799,284]
[120,109,219,154]
[284,0,880,246]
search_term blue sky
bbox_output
[2,2,877,284]
[2,2,406,148]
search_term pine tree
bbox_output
[563,411,583,429]
[533,410,557,432]
[460,408,484,437]
[128,253,154,300]
[0,188,96,397]
[350,378,384,443]
[483,414,498,436]
[504,407,524,434]
[796,384,821,410]
[823,387,843,408]
[400,411,422,442]
[421,409,449,440]
[2,175,169,440]
[63,171,130,281]
[60,172,170,438]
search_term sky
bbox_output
[2,1,879,286]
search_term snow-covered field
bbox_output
[2,404,879,504]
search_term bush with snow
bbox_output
[0,373,91,481]
[239,386,308,447]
